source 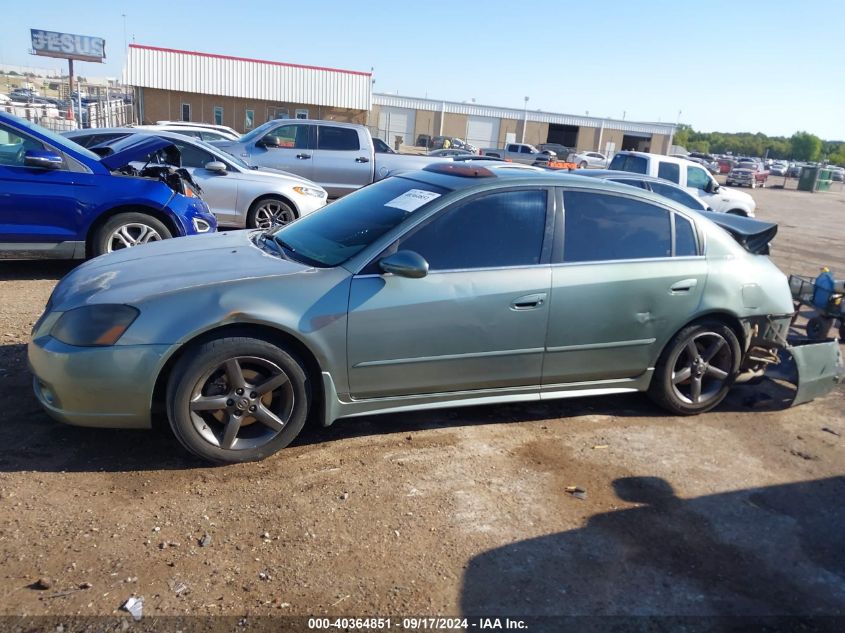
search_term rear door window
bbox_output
[674,214,699,256]
[649,181,707,210]
[562,190,672,262]
[608,153,648,174]
[657,161,680,183]
[317,126,360,151]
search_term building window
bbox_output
[213,106,223,126]
[245,109,255,130]
[295,108,309,120]
[181,103,191,122]
[268,106,288,120]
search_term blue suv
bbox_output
[0,112,217,258]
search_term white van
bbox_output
[608,151,756,217]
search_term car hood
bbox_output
[717,185,754,204]
[49,230,310,310]
[98,134,180,170]
[237,166,321,188]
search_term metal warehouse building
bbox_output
[124,44,675,154]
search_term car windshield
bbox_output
[270,177,449,267]
[189,137,250,168]
[10,115,101,161]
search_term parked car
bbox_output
[608,151,756,217]
[0,112,216,259]
[28,164,841,463]
[770,161,788,176]
[429,136,478,153]
[480,143,553,165]
[145,121,241,142]
[429,148,475,157]
[726,162,770,188]
[717,158,737,174]
[787,162,803,178]
[538,143,572,158]
[575,170,711,212]
[64,128,327,229]
[211,119,450,197]
[567,151,609,169]
[827,166,844,182]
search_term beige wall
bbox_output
[651,133,669,155]
[440,113,468,139]
[139,88,366,132]
[414,110,437,141]
[576,125,599,151]
[515,121,548,147]
[497,118,519,146]
[600,129,625,154]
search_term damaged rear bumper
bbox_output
[740,315,843,406]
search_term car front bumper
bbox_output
[28,335,171,429]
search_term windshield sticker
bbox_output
[384,189,441,212]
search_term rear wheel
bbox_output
[806,316,832,340]
[247,197,296,230]
[579,161,588,169]
[648,321,741,415]
[93,212,171,257]
[166,337,310,463]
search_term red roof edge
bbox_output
[128,44,372,77]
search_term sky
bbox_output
[2,0,843,139]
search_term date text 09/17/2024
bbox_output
[307,617,528,630]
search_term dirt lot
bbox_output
[0,184,843,630]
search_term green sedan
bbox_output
[28,163,842,463]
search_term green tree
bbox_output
[673,124,692,149]
[790,131,822,162]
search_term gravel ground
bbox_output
[0,184,843,629]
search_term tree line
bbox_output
[673,125,845,165]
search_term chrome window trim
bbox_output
[550,255,705,268]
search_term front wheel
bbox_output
[247,197,296,230]
[750,180,757,189]
[92,212,171,257]
[648,321,741,415]
[806,316,832,340]
[579,161,588,169]
[166,337,310,463]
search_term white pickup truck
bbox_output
[212,119,447,198]
[608,151,757,217]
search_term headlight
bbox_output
[192,217,213,233]
[50,305,139,346]
[293,185,326,198]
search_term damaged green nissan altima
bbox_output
[28,163,843,463]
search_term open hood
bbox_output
[704,211,777,255]
[96,134,181,170]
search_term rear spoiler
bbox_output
[703,212,777,255]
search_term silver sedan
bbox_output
[64,128,328,229]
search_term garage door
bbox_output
[465,115,500,149]
[378,106,416,148]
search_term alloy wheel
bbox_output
[106,223,163,252]
[254,200,294,229]
[669,331,733,405]
[188,356,294,450]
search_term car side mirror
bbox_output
[258,136,281,148]
[706,180,719,193]
[379,250,429,279]
[24,149,63,170]
[205,161,227,173]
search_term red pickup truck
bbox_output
[726,162,770,188]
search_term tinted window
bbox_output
[675,215,698,256]
[318,126,360,151]
[397,190,547,270]
[521,146,532,154]
[200,131,228,142]
[173,142,214,168]
[71,132,128,148]
[608,153,648,174]
[649,181,707,210]
[273,177,448,267]
[263,124,308,149]
[687,166,710,190]
[657,161,680,183]
[563,191,671,262]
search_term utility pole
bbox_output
[521,96,529,143]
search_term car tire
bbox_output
[806,316,832,340]
[247,196,296,230]
[579,161,588,169]
[838,321,845,341]
[166,336,310,464]
[750,180,756,189]
[92,212,171,257]
[648,320,741,415]
[726,209,747,217]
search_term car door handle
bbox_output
[669,279,698,294]
[355,156,370,163]
[510,293,547,310]
[296,153,311,160]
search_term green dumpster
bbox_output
[816,168,833,192]
[798,166,819,192]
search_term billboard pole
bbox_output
[68,58,76,125]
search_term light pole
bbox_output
[521,96,529,143]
